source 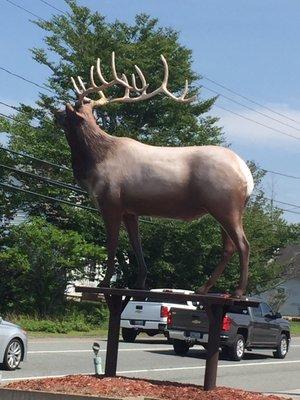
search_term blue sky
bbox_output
[0,0,299,222]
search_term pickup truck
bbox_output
[120,289,196,342]
[167,300,291,361]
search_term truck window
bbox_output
[227,305,249,315]
[260,303,273,317]
[251,305,262,318]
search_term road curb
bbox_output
[0,388,156,400]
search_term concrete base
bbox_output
[0,388,154,400]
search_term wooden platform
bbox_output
[75,286,259,391]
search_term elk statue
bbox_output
[56,52,254,297]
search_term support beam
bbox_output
[104,294,123,376]
[203,302,226,390]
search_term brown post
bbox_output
[104,294,123,376]
[203,302,225,390]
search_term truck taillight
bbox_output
[222,315,232,331]
[167,311,173,326]
[160,305,170,318]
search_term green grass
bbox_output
[27,327,108,338]
[291,321,300,336]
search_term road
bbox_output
[1,336,300,398]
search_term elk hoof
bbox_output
[196,286,209,295]
[98,279,111,288]
[132,280,147,290]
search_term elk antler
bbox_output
[71,52,196,107]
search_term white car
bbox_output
[0,317,27,370]
[120,288,196,342]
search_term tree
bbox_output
[0,217,106,316]
[0,0,298,295]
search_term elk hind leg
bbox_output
[197,229,235,294]
[225,224,250,298]
[123,213,147,289]
[100,212,121,287]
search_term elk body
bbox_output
[58,53,254,297]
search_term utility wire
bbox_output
[215,104,300,141]
[269,199,300,210]
[202,74,300,126]
[261,169,300,180]
[2,181,299,217]
[38,0,66,14]
[203,85,300,134]
[4,162,298,211]
[1,126,299,180]
[0,146,71,172]
[0,66,54,94]
[0,164,85,194]
[0,182,97,212]
[4,0,45,20]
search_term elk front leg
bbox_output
[123,213,147,289]
[101,211,121,287]
[197,229,235,295]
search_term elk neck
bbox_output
[66,117,115,183]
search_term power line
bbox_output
[0,110,300,179]
[202,74,300,126]
[270,199,300,210]
[0,146,71,172]
[4,0,45,20]
[215,104,300,141]
[202,84,300,134]
[262,169,300,180]
[0,182,97,212]
[0,163,85,194]
[38,0,66,14]
[0,66,54,94]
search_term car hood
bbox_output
[0,319,20,329]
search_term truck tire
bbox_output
[173,339,190,356]
[223,334,245,361]
[273,334,288,359]
[122,328,138,343]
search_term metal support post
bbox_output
[104,294,123,376]
[203,302,226,390]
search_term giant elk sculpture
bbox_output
[57,53,254,297]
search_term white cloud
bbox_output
[211,103,300,149]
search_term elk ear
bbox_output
[54,108,67,129]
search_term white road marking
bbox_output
[2,359,300,382]
[28,347,172,354]
[119,359,300,374]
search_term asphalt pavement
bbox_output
[1,335,300,398]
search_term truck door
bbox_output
[250,304,271,345]
[260,303,279,345]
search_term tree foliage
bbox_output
[0,217,106,316]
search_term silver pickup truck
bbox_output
[120,288,196,342]
[167,300,291,361]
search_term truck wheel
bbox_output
[273,334,288,359]
[173,339,190,356]
[225,334,245,361]
[122,328,138,343]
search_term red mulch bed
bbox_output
[6,375,287,400]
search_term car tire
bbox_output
[173,339,190,356]
[122,328,138,343]
[224,334,245,361]
[273,334,289,359]
[3,338,23,371]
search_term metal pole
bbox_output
[203,302,225,390]
[104,294,122,376]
